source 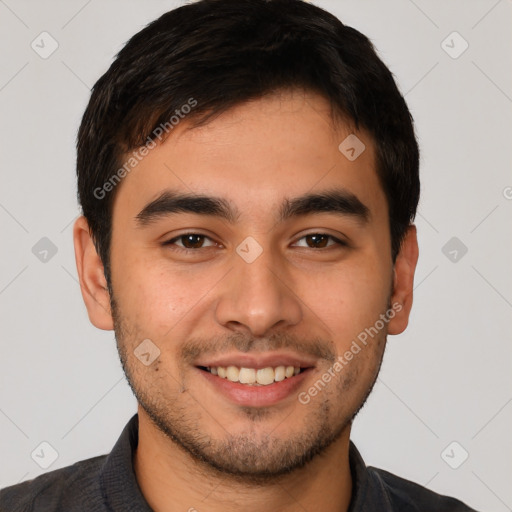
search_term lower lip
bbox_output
[197,367,312,407]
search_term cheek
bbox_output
[300,258,391,342]
[128,275,187,334]
[113,253,221,336]
[112,250,173,332]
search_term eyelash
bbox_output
[162,233,347,252]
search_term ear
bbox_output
[387,225,419,335]
[73,216,114,330]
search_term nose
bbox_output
[214,245,303,337]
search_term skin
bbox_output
[73,89,418,512]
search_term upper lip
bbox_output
[195,351,317,370]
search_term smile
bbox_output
[199,365,303,386]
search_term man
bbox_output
[0,0,479,510]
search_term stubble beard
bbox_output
[110,294,388,484]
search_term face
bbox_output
[77,90,417,481]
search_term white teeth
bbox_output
[256,367,275,385]
[226,366,239,382]
[274,365,286,382]
[206,364,303,385]
[239,367,256,384]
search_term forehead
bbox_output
[112,90,385,224]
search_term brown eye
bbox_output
[294,234,346,249]
[180,234,206,249]
[163,233,216,250]
[306,234,329,248]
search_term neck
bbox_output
[133,407,353,512]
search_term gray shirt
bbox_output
[0,414,478,511]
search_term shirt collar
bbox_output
[99,413,153,511]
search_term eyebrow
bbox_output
[135,188,370,227]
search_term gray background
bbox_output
[0,0,511,510]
